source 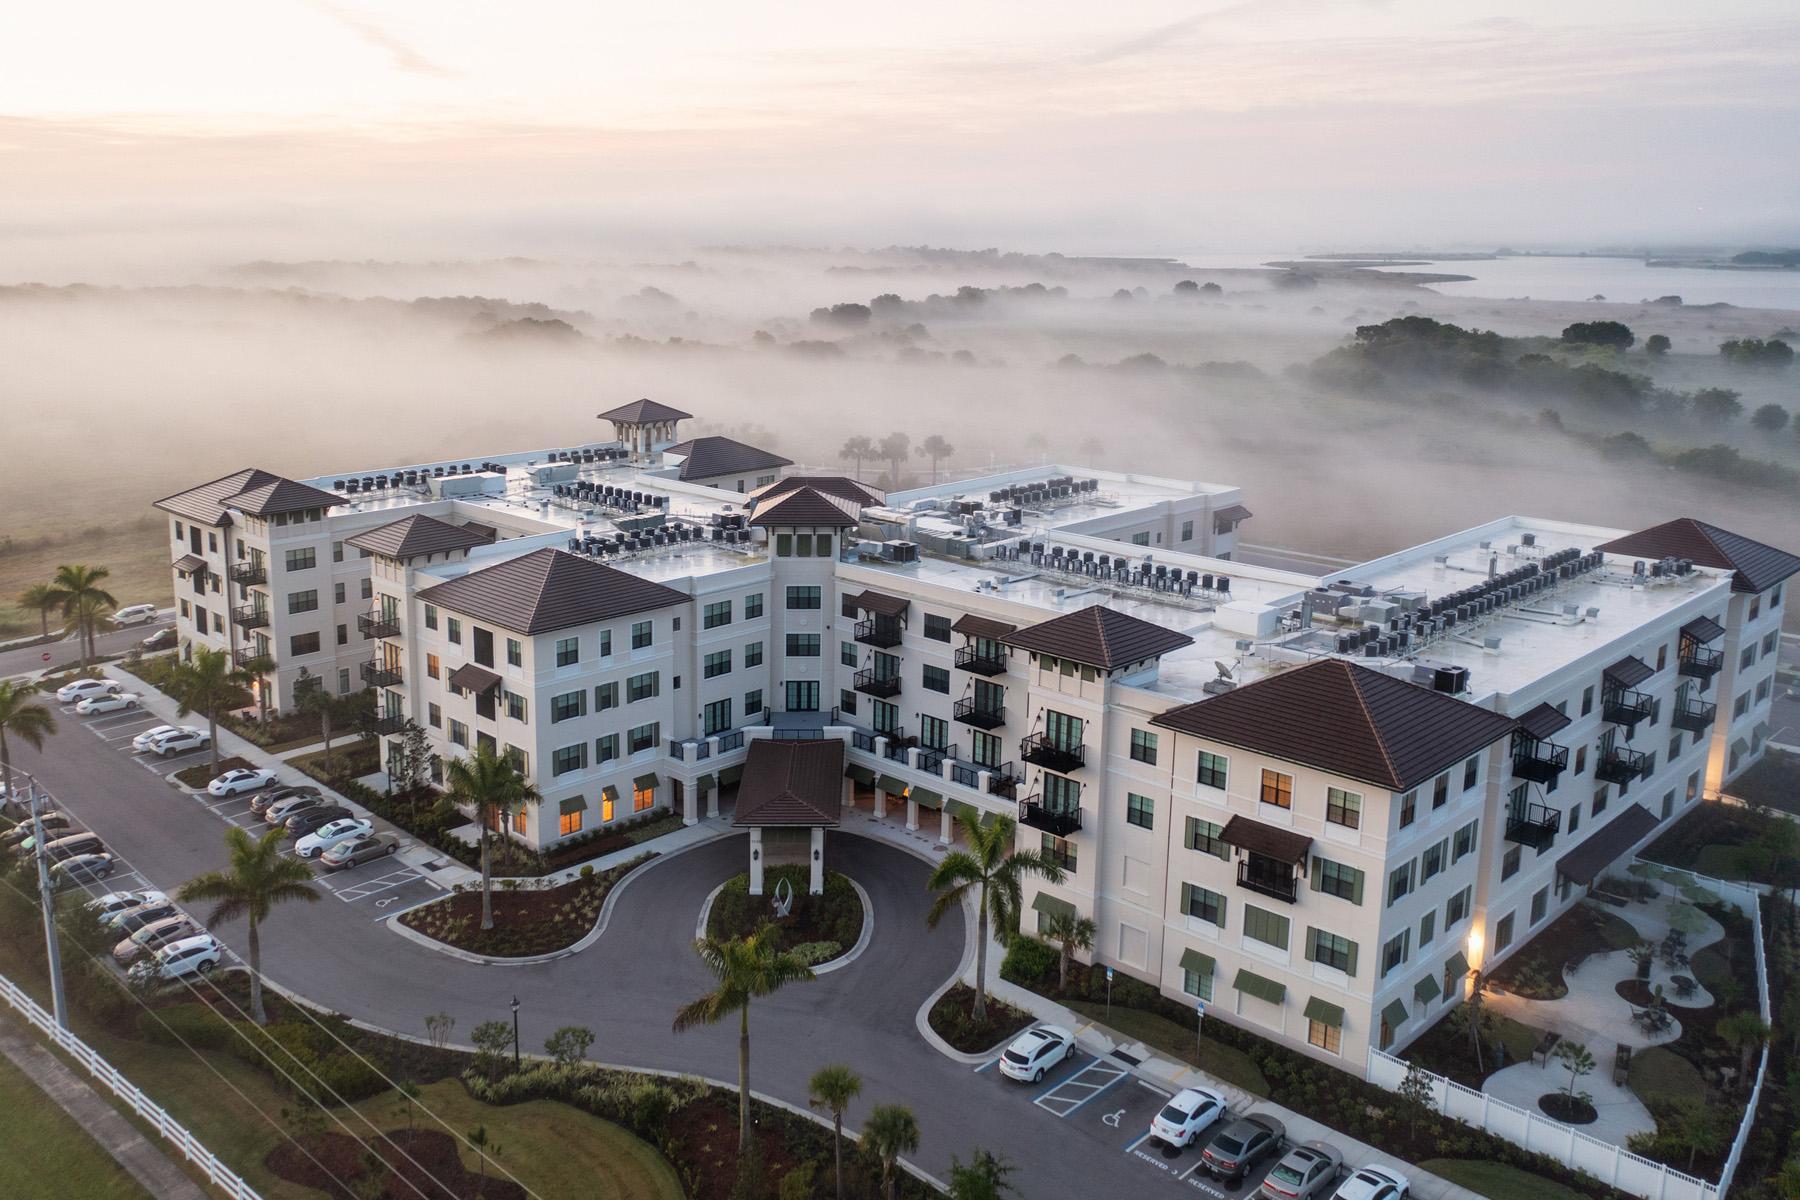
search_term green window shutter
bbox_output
[1180,883,1193,913]
[1345,940,1359,978]
[1310,856,1323,893]
[1213,825,1230,862]
[1350,867,1365,906]
[1304,926,1319,963]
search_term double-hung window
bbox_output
[703,601,732,629]
[1325,788,1361,829]
[1181,883,1225,926]
[1260,769,1293,809]
[786,634,821,657]
[1125,793,1154,829]
[703,650,732,679]
[1196,751,1227,790]
[785,586,822,610]
[550,690,586,723]
[1184,817,1229,859]
[626,722,659,754]
[1312,857,1364,903]
[551,744,586,776]
[627,671,659,702]
[1129,729,1158,765]
[555,637,579,667]
[631,621,653,650]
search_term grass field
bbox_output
[1064,999,1271,1096]
[1418,1159,1588,1200]
[0,1039,152,1200]
[1628,1045,1707,1108]
[0,516,171,638]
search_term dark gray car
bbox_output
[1202,1114,1286,1182]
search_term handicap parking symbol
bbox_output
[1102,1108,1125,1128]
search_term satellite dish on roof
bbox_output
[1214,661,1234,682]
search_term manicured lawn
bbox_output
[1419,1159,1588,1200]
[1064,999,1270,1096]
[288,741,381,785]
[0,1044,152,1200]
[1628,1045,1707,1108]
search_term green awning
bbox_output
[875,774,909,796]
[909,786,943,810]
[1303,997,1345,1028]
[1178,948,1215,977]
[1414,974,1442,1005]
[1381,999,1409,1030]
[1234,970,1285,1005]
[558,796,585,815]
[1444,950,1470,982]
[695,773,715,793]
[947,799,979,822]
[845,764,876,786]
[633,772,659,791]
[601,785,619,804]
[1031,892,1076,921]
[719,765,743,786]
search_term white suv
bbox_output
[129,934,223,982]
[154,729,211,757]
[113,604,160,625]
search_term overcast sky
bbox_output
[3,0,1797,259]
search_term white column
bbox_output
[809,827,825,894]
[707,782,720,821]
[682,780,699,827]
[939,806,952,844]
[905,799,919,831]
[749,828,764,895]
[874,787,887,820]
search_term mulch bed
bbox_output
[266,1128,524,1199]
[398,854,654,957]
[664,1093,802,1200]
[1486,902,1639,1000]
[705,866,864,960]
[1614,978,1707,1011]
[173,755,254,789]
[1538,1093,1598,1125]
[928,983,1036,1053]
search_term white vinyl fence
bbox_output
[0,972,263,1199]
[1366,862,1770,1200]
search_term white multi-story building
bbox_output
[155,402,1795,1071]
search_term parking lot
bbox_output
[51,700,443,916]
[970,1038,1265,1200]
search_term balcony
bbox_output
[1602,688,1653,734]
[1596,746,1649,786]
[854,618,903,649]
[1505,800,1561,850]
[233,646,270,669]
[1236,856,1299,904]
[227,560,266,585]
[233,605,270,630]
[1020,796,1082,837]
[950,761,981,790]
[988,766,1020,800]
[371,714,407,736]
[1672,696,1717,734]
[1021,732,1084,774]
[358,611,401,639]
[954,698,1006,730]
[360,660,402,687]
[716,731,745,753]
[880,735,913,763]
[1511,738,1569,785]
[916,746,947,774]
[852,729,878,753]
[1678,645,1724,682]
[954,644,1008,676]
[854,669,902,699]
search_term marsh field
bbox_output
[3,246,1797,636]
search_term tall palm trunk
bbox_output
[479,824,494,930]
[972,885,990,1021]
[246,914,267,1024]
[738,1004,751,1152]
[207,710,220,772]
[832,1112,844,1200]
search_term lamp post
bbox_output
[510,996,521,1071]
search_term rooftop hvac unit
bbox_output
[1433,666,1469,694]
[883,541,919,563]
[1521,532,1536,547]
[1363,642,1381,658]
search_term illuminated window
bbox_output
[1259,769,1292,809]
[1307,1020,1341,1054]
[633,784,655,812]
[512,809,527,834]
[426,654,440,680]
[602,794,616,822]
[559,808,583,836]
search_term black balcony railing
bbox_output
[852,729,877,753]
[1019,796,1082,837]
[854,669,902,698]
[1671,696,1717,734]
[1596,747,1649,786]
[233,605,270,630]
[854,618,903,649]
[1678,645,1724,682]
[233,646,270,669]
[988,766,1020,800]
[1236,856,1299,904]
[954,697,1006,730]
[227,560,266,585]
[954,644,1008,676]
[1505,800,1561,850]
[361,660,402,687]
[950,762,981,790]
[1602,687,1653,734]
[916,746,948,774]
[358,611,401,639]
[1511,737,1570,785]
[371,714,406,736]
[880,734,913,762]
[1020,732,1084,773]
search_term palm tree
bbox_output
[166,647,251,772]
[437,747,542,931]
[16,584,58,640]
[809,1064,862,1200]
[178,826,319,1023]
[917,434,954,483]
[238,653,277,726]
[293,669,343,768]
[877,432,911,485]
[839,436,876,479]
[1042,909,1096,991]
[0,680,56,800]
[672,927,816,1152]
[1718,1012,1771,1090]
[45,564,116,667]
[862,1103,919,1200]
[926,811,1064,1021]
[61,595,111,668]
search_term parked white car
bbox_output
[153,729,210,757]
[56,678,121,703]
[294,818,374,859]
[112,604,160,626]
[997,1024,1075,1082]
[87,889,168,921]
[128,934,222,981]
[1331,1167,1410,1200]
[1150,1086,1229,1148]
[206,768,277,797]
[133,724,183,753]
[76,691,141,715]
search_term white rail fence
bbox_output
[0,972,263,1200]
[1366,863,1770,1200]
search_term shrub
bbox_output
[134,1002,235,1051]
[999,935,1058,987]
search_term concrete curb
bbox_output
[913,889,993,1065]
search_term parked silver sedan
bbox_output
[1257,1140,1344,1200]
[319,832,399,871]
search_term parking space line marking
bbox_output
[972,1058,997,1074]
[1060,1069,1129,1117]
[1176,1160,1206,1181]
[1123,1130,1154,1153]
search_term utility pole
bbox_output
[25,772,68,1030]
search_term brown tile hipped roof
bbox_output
[348,515,494,560]
[1557,804,1659,886]
[1004,605,1195,670]
[952,613,1018,639]
[155,468,340,524]
[1605,656,1654,688]
[227,477,341,517]
[751,475,884,507]
[597,398,691,424]
[416,548,687,636]
[446,663,502,695]
[1515,702,1573,740]
[1219,815,1312,865]
[1151,659,1517,793]
[852,590,909,619]
[748,486,861,528]
[734,738,845,827]
[664,436,792,481]
[1594,518,1800,594]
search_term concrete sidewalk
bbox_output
[0,1013,208,1200]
